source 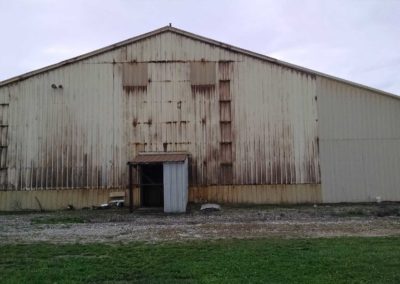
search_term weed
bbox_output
[332,208,367,217]
[376,207,400,217]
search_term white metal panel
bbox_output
[6,59,124,190]
[163,158,188,213]
[318,77,400,202]
[231,59,319,185]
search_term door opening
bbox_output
[140,163,164,207]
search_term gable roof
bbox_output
[0,25,398,100]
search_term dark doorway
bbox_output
[140,164,164,207]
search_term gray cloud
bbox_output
[0,0,399,95]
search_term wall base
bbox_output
[189,184,321,204]
[0,184,321,211]
[0,188,130,211]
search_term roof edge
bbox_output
[169,27,400,100]
[0,25,398,100]
[0,25,171,87]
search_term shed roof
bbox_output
[129,152,188,164]
[0,25,398,100]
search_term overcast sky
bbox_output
[0,0,399,95]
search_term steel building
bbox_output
[0,26,399,211]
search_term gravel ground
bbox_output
[0,203,399,244]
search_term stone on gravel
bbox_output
[200,203,221,212]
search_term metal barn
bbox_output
[0,26,399,211]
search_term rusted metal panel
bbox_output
[190,62,216,85]
[317,77,400,202]
[220,123,232,143]
[130,152,188,164]
[219,164,233,185]
[218,62,233,81]
[217,70,234,186]
[220,143,233,163]
[0,88,8,189]
[219,101,231,121]
[122,62,148,88]
[219,80,231,101]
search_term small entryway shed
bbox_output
[128,152,188,213]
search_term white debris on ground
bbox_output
[0,204,399,244]
[200,203,221,212]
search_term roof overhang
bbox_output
[128,152,188,165]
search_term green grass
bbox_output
[1,237,400,283]
[30,216,86,225]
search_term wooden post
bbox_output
[129,163,133,213]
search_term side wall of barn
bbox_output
[317,77,400,202]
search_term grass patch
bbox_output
[1,237,400,283]
[333,208,368,217]
[0,210,44,216]
[331,204,400,218]
[30,216,86,225]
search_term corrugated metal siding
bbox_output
[1,31,320,196]
[6,60,124,190]
[317,77,400,202]
[232,60,319,185]
[163,159,188,213]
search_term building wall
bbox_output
[317,77,400,202]
[0,31,320,195]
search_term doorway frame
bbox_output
[139,163,164,208]
[127,152,189,213]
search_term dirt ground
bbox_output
[1,203,400,244]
